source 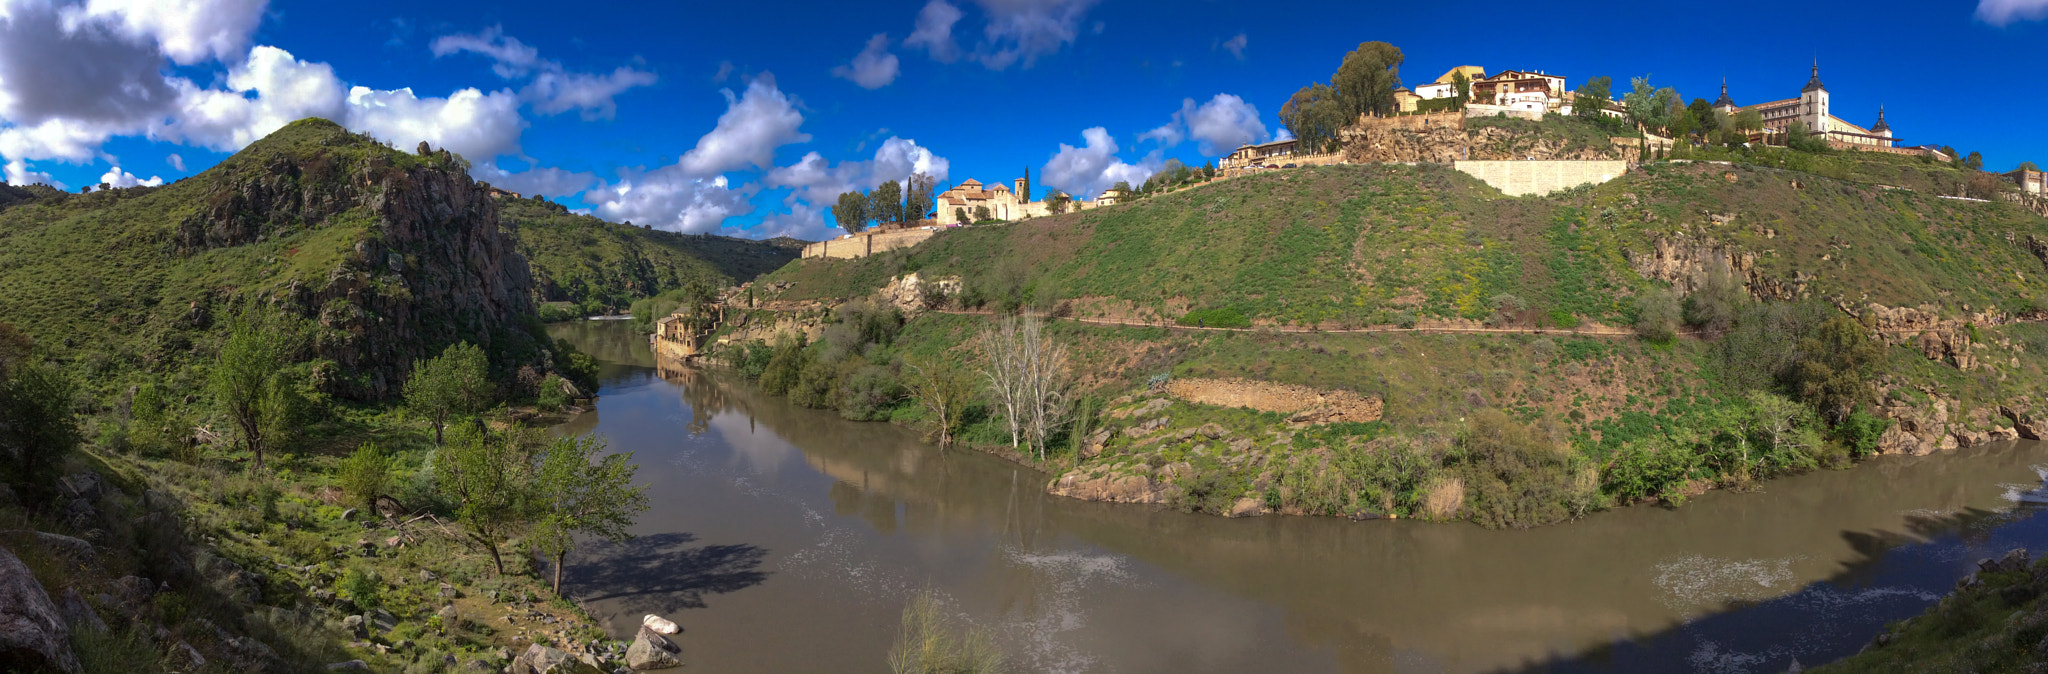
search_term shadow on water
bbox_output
[1490,504,2043,673]
[560,532,770,619]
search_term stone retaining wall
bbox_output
[800,227,937,259]
[1452,160,1628,196]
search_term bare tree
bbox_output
[979,315,1072,459]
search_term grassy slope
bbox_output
[768,151,2048,326]
[501,198,803,311]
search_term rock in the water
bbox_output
[0,545,81,673]
[512,643,603,674]
[625,625,682,670]
[641,614,679,635]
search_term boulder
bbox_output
[625,625,682,670]
[56,589,104,634]
[641,614,679,635]
[32,533,94,567]
[368,609,397,632]
[326,661,370,671]
[512,644,603,674]
[463,660,495,672]
[1198,423,1227,440]
[58,472,104,502]
[0,545,80,673]
[1229,497,1267,518]
[340,615,366,639]
[437,604,460,622]
[112,576,154,605]
[2002,405,2048,440]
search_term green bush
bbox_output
[339,566,382,609]
[837,361,905,421]
[1836,410,1892,457]
[336,442,392,508]
[537,374,569,412]
[759,336,810,397]
[1454,410,1596,528]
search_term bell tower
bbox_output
[1799,59,1829,138]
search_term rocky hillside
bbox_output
[0,118,553,400]
[499,197,802,313]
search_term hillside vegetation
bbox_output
[499,197,801,316]
[729,147,2048,530]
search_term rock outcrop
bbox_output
[625,625,683,670]
[0,545,80,674]
[1625,235,1806,301]
[511,644,602,674]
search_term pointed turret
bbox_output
[1801,59,1826,93]
[1871,105,1890,134]
[1711,78,1736,110]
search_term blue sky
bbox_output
[2,0,2043,240]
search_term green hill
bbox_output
[498,197,802,314]
[0,118,559,400]
[732,147,2048,528]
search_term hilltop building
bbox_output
[1711,62,1895,148]
[2009,167,2045,195]
[1415,66,1486,100]
[1471,69,1567,113]
[935,175,1109,223]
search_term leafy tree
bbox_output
[1043,189,1071,215]
[1574,76,1612,121]
[904,172,938,223]
[1280,82,1346,154]
[337,442,394,509]
[973,205,991,222]
[2019,161,2040,172]
[531,434,648,593]
[404,342,495,446]
[1451,71,1471,107]
[1110,180,1133,195]
[1332,41,1404,119]
[210,308,300,470]
[1622,76,1678,135]
[1633,288,1681,342]
[1686,98,1714,138]
[1200,162,1216,179]
[0,359,78,502]
[834,191,870,233]
[437,424,538,575]
[1966,151,1985,171]
[869,180,903,226]
[1792,316,1887,423]
[1683,261,1747,332]
[953,207,968,224]
[905,354,974,448]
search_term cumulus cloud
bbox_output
[901,0,1097,70]
[1140,94,1268,155]
[66,0,267,65]
[1041,127,1158,199]
[904,0,964,62]
[0,1,180,128]
[1272,127,1294,142]
[156,45,347,152]
[677,74,809,177]
[165,153,183,171]
[3,159,59,188]
[471,161,599,198]
[432,25,656,119]
[586,170,756,234]
[761,136,949,237]
[97,165,161,187]
[1219,33,1247,60]
[1977,0,2048,24]
[832,33,900,89]
[344,85,526,161]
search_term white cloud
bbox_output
[903,0,1096,70]
[156,45,347,152]
[66,0,267,65]
[677,74,809,177]
[832,33,901,89]
[344,85,526,161]
[1219,33,1247,60]
[165,153,183,171]
[1977,0,2048,24]
[0,117,131,163]
[1140,94,1269,156]
[432,25,656,119]
[472,161,599,198]
[1272,127,1294,142]
[3,159,59,188]
[762,137,949,237]
[586,169,757,234]
[97,165,161,187]
[904,0,964,62]
[0,1,179,128]
[1041,127,1158,199]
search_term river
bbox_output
[548,320,2048,673]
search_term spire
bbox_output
[1802,58,1826,93]
[1712,77,1736,108]
[1871,104,1889,133]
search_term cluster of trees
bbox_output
[722,305,1083,462]
[0,323,79,505]
[1107,159,1217,204]
[1279,41,1406,154]
[835,172,939,234]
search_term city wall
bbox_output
[1452,160,1629,196]
[801,227,937,259]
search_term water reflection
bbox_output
[548,321,2048,674]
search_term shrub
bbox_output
[838,361,904,421]
[1682,261,1746,332]
[789,355,841,410]
[1454,410,1597,528]
[537,374,569,412]
[339,566,381,610]
[1632,288,1681,343]
[887,589,1003,674]
[759,335,810,396]
[1836,410,1892,457]
[337,443,392,508]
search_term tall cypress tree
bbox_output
[1021,167,1030,203]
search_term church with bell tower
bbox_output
[1710,61,1894,148]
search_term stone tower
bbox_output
[1799,60,1829,137]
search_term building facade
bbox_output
[1712,62,1895,148]
[1471,70,1567,113]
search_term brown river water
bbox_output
[548,320,2048,673]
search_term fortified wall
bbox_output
[1339,112,1469,163]
[1452,160,1629,196]
[801,227,937,259]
